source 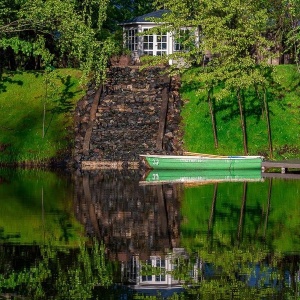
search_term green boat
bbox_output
[141,169,263,185]
[140,154,263,170]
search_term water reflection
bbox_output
[0,168,299,299]
[0,241,112,299]
[73,169,182,259]
[0,168,82,246]
[180,177,300,253]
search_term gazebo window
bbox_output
[174,29,192,52]
[125,28,138,51]
[143,28,154,55]
[155,258,166,282]
[142,29,167,56]
[157,34,167,56]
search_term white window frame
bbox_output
[125,28,138,51]
[173,28,193,52]
[142,28,168,56]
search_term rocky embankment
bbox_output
[74,66,183,168]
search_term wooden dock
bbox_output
[81,160,139,170]
[262,172,300,179]
[262,159,300,174]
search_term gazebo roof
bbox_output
[120,9,170,26]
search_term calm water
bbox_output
[0,168,299,299]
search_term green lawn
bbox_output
[0,69,85,164]
[180,64,300,159]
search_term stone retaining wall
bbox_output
[74,66,183,168]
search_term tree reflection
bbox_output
[120,246,300,299]
[118,178,300,299]
[0,239,112,299]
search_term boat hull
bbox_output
[140,155,263,170]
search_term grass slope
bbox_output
[180,65,300,159]
[0,69,85,164]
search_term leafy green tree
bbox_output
[0,0,120,83]
[199,0,273,154]
[106,0,155,32]
[155,0,274,154]
[0,240,112,299]
[285,0,300,70]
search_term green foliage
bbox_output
[192,248,278,299]
[107,0,155,31]
[286,0,300,67]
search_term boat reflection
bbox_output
[141,169,263,185]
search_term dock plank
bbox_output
[262,172,300,179]
[262,159,300,173]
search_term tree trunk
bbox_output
[208,183,218,234]
[83,85,103,152]
[237,182,247,242]
[237,89,248,155]
[208,183,218,252]
[264,178,272,239]
[263,88,273,158]
[42,79,48,138]
[208,88,218,148]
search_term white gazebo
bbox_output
[119,10,192,64]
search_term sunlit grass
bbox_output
[181,65,300,159]
[0,69,85,164]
